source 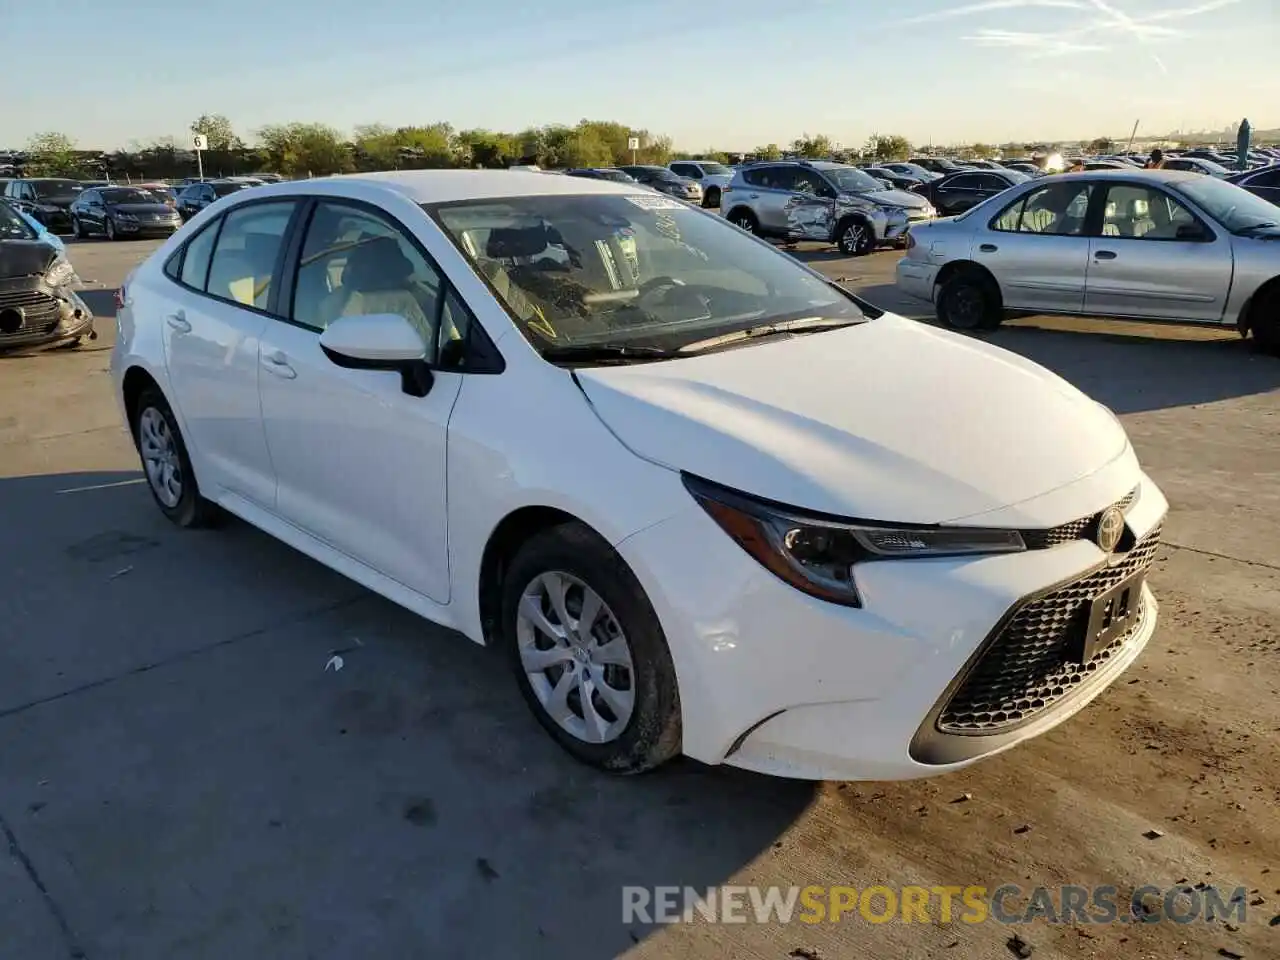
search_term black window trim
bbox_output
[160,196,306,317]
[273,195,505,375]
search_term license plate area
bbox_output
[1080,574,1144,662]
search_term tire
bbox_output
[1250,287,1280,356]
[937,270,1004,331]
[71,217,83,240]
[105,218,117,241]
[835,217,875,256]
[703,187,721,209]
[131,387,221,528]
[726,208,758,235]
[501,522,682,774]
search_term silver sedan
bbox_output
[895,170,1280,353]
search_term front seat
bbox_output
[318,236,433,344]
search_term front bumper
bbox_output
[113,218,182,237]
[34,208,73,233]
[616,468,1167,781]
[0,279,95,349]
[896,257,940,303]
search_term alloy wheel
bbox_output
[138,407,183,507]
[515,570,636,744]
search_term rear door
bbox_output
[159,200,300,506]
[933,173,985,214]
[1083,182,1233,322]
[749,166,802,235]
[977,179,1096,314]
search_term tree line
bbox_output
[10,114,1148,182]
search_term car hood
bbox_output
[0,240,58,279]
[574,316,1129,524]
[861,188,929,210]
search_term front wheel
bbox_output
[937,271,1004,331]
[1252,288,1280,356]
[836,217,875,256]
[501,522,682,774]
[105,218,117,241]
[131,387,221,528]
[71,217,83,240]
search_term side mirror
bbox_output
[318,313,435,397]
[1175,222,1209,241]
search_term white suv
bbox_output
[668,160,734,208]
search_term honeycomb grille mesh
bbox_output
[938,523,1161,735]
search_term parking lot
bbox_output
[3,236,1279,960]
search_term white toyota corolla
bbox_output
[111,170,1167,780]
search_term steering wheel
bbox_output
[636,276,685,300]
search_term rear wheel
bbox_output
[131,387,221,528]
[836,217,875,256]
[937,270,1004,331]
[501,522,682,774]
[703,186,722,208]
[726,208,758,235]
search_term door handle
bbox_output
[261,351,297,379]
[166,312,191,333]
[1094,250,1118,260]
[979,243,998,253]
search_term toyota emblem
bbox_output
[1097,506,1125,553]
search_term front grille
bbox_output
[937,523,1162,734]
[0,289,61,343]
[1021,487,1139,549]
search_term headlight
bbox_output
[115,211,138,220]
[44,258,77,287]
[683,474,1026,607]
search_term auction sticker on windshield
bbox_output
[624,195,687,211]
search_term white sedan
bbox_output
[111,170,1168,780]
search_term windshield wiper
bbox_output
[1237,221,1279,233]
[677,316,864,355]
[540,343,679,364]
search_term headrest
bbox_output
[343,236,414,291]
[486,226,549,260]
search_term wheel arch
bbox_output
[121,365,162,430]
[477,505,595,646]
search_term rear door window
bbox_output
[205,201,297,308]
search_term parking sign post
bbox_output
[628,136,640,164]
[192,133,208,181]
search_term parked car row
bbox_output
[896,169,1280,352]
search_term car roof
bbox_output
[251,170,647,204]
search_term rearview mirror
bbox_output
[318,313,434,397]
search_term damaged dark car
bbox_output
[0,202,94,350]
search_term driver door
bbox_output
[257,199,463,603]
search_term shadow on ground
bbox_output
[0,471,816,960]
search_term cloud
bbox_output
[927,0,1241,69]
[899,0,1088,25]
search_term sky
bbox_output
[4,0,1276,151]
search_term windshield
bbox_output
[1003,170,1032,184]
[1175,176,1280,232]
[823,167,886,193]
[102,187,161,204]
[33,180,83,200]
[597,169,637,183]
[213,181,250,196]
[430,194,865,355]
[1194,159,1230,176]
[0,202,38,241]
[698,163,733,176]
